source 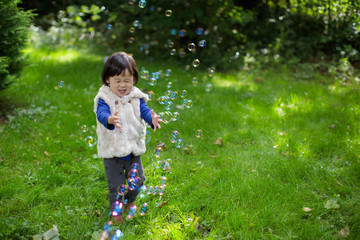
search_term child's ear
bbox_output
[106,77,110,85]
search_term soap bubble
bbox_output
[198,40,206,47]
[81,125,88,132]
[192,59,200,67]
[112,201,124,216]
[138,0,146,8]
[165,101,174,110]
[175,139,184,148]
[140,203,149,216]
[145,129,151,143]
[168,42,174,48]
[196,27,204,35]
[85,136,96,147]
[58,81,64,88]
[162,161,171,171]
[107,24,113,30]
[131,162,139,170]
[167,82,172,89]
[128,177,141,190]
[129,27,135,33]
[112,229,124,239]
[188,43,195,51]
[166,69,171,77]
[195,129,203,138]
[161,176,166,185]
[127,204,137,219]
[129,37,135,43]
[149,77,157,86]
[185,99,193,108]
[180,90,187,98]
[158,96,166,104]
[170,29,177,36]
[160,111,172,123]
[148,91,154,101]
[217,37,223,43]
[172,112,180,121]
[165,90,172,98]
[147,185,153,194]
[153,185,159,195]
[117,184,128,196]
[133,20,140,27]
[205,83,213,92]
[181,99,188,106]
[128,0,136,4]
[128,169,138,178]
[170,49,176,55]
[165,10,172,17]
[179,49,186,58]
[179,29,186,37]
[138,185,147,198]
[155,147,163,158]
[159,185,165,196]
[209,68,215,77]
[192,77,198,86]
[170,91,178,100]
[171,131,180,143]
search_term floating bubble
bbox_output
[138,185,147,198]
[153,185,159,195]
[128,0,136,4]
[179,29,186,37]
[192,77,198,86]
[181,99,188,106]
[166,69,171,77]
[198,40,206,47]
[133,20,140,27]
[155,147,163,158]
[188,43,195,51]
[165,101,174,110]
[138,0,146,8]
[170,49,176,55]
[162,161,171,171]
[147,185,153,194]
[165,10,172,17]
[149,77,157,86]
[141,69,149,80]
[167,82,172,89]
[217,37,223,43]
[165,90,172,98]
[170,91,177,100]
[179,50,186,58]
[127,204,137,219]
[145,129,151,143]
[209,68,215,77]
[160,111,172,123]
[171,131,180,143]
[172,112,180,121]
[196,27,204,35]
[205,83,213,92]
[140,203,149,216]
[170,29,177,36]
[175,139,184,148]
[128,177,141,190]
[111,230,124,240]
[161,176,167,185]
[192,59,200,67]
[158,96,166,105]
[112,201,124,216]
[107,24,113,30]
[185,99,193,108]
[81,125,88,132]
[148,91,154,101]
[185,65,190,71]
[180,90,187,98]
[195,129,203,138]
[129,27,135,33]
[129,37,135,43]
[58,81,64,88]
[132,162,139,170]
[117,184,127,196]
[128,169,138,178]
[159,185,165,196]
[85,136,96,147]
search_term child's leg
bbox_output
[103,158,126,208]
[123,155,146,203]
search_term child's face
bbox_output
[106,69,134,97]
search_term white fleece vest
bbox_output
[94,85,149,158]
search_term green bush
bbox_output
[0,0,33,90]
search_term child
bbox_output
[94,52,162,217]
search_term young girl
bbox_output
[94,52,162,218]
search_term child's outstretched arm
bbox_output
[107,110,123,130]
[151,109,162,132]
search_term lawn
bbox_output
[0,47,359,239]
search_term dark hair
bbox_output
[101,52,139,85]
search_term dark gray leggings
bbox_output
[103,155,145,208]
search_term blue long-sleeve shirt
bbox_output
[96,98,153,160]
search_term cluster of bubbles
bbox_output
[58,81,64,88]
[81,125,97,147]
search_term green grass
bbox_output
[0,47,359,239]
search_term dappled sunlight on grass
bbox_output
[213,72,259,92]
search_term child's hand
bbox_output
[151,109,162,132]
[107,110,123,130]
